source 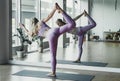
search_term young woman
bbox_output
[20,3,76,77]
[56,10,96,63]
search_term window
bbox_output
[12,0,63,61]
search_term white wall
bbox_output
[80,0,88,26]
[91,0,120,40]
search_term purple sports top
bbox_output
[38,21,51,36]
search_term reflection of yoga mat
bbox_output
[55,60,108,67]
[13,70,94,81]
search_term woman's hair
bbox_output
[32,17,39,26]
[57,19,66,24]
[31,17,39,37]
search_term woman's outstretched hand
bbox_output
[83,10,88,16]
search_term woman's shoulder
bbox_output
[37,21,43,26]
[39,20,46,25]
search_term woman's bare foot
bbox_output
[84,10,87,16]
[47,72,56,77]
[73,59,81,63]
[55,3,63,13]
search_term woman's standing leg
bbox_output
[47,31,58,77]
[74,35,84,62]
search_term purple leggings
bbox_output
[47,12,75,73]
[76,15,96,60]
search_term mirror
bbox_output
[11,0,120,69]
[88,0,120,68]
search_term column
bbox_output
[0,0,12,64]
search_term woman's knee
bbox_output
[68,20,76,29]
[92,22,97,28]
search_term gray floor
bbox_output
[0,65,120,81]
[14,41,120,68]
[7,41,120,81]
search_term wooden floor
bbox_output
[14,41,120,68]
[1,41,120,81]
[0,64,120,81]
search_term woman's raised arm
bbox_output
[73,12,84,21]
[42,4,57,22]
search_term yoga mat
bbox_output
[50,60,108,67]
[13,70,94,81]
